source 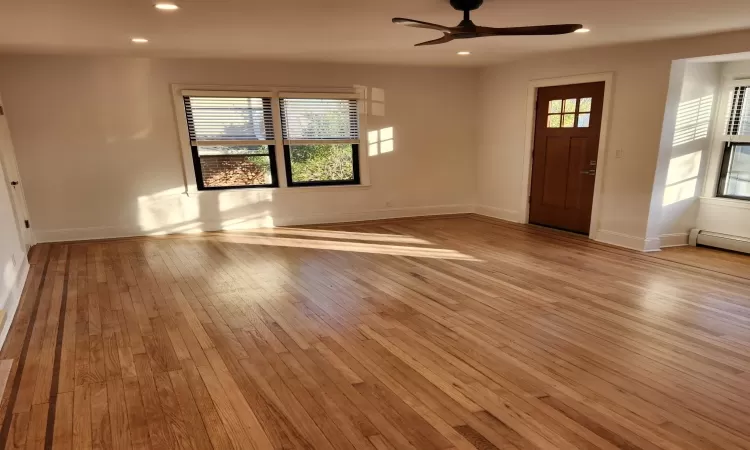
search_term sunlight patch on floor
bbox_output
[214,234,478,260]
[236,227,431,244]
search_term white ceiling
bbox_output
[0,0,748,66]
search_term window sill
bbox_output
[186,182,371,195]
[286,183,371,192]
[700,196,750,209]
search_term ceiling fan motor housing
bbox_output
[450,0,484,11]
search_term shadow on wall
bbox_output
[663,150,703,206]
[672,95,713,147]
[136,187,275,235]
[662,94,713,207]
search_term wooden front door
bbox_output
[529,82,605,234]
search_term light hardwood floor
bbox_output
[1,215,749,450]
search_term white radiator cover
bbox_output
[689,229,750,255]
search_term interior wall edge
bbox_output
[596,229,658,252]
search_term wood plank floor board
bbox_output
[179,359,235,450]
[131,354,176,450]
[72,384,92,450]
[167,369,213,450]
[1,216,750,449]
[276,349,380,449]
[152,371,191,450]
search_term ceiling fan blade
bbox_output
[476,24,582,36]
[414,34,455,46]
[393,17,452,32]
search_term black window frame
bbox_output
[191,144,280,191]
[282,143,361,187]
[279,97,362,188]
[716,83,750,201]
[184,96,280,191]
[717,141,750,201]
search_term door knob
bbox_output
[580,170,596,176]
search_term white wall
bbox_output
[648,61,721,247]
[0,114,27,345]
[0,55,479,242]
[721,60,750,78]
[695,59,750,240]
[0,160,25,305]
[477,29,750,250]
[697,197,750,239]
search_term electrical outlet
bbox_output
[615,148,624,159]
[385,201,393,208]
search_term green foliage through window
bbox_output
[288,144,355,183]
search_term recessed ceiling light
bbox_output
[154,2,179,10]
[574,28,590,33]
[457,51,471,56]
[131,37,149,43]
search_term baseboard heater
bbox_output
[688,229,750,255]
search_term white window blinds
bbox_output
[183,96,275,144]
[726,85,750,138]
[279,98,359,144]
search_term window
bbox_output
[717,84,750,200]
[280,97,360,186]
[726,85,750,136]
[180,90,363,190]
[546,97,592,128]
[718,143,750,199]
[184,95,278,189]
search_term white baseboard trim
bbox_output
[33,204,475,243]
[35,225,132,243]
[270,204,474,227]
[474,205,520,223]
[596,230,657,252]
[660,233,689,248]
[0,256,29,349]
[643,238,662,253]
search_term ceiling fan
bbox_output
[393,0,582,46]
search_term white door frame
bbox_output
[519,72,615,240]
[0,94,34,250]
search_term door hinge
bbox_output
[24,220,30,229]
